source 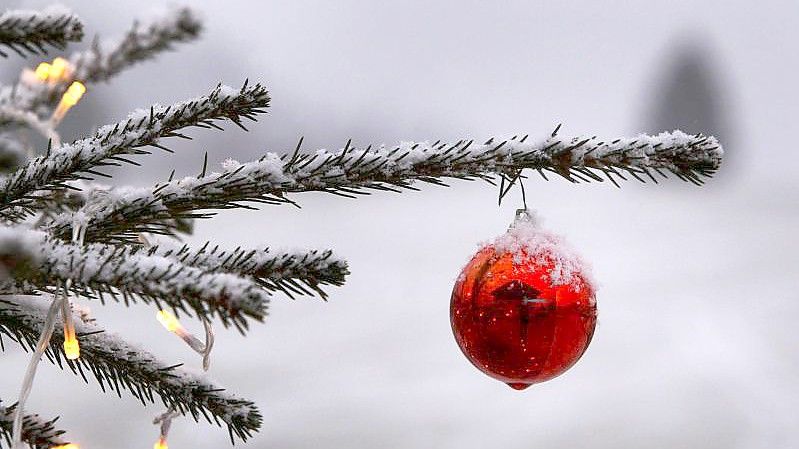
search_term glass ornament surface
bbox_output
[450,211,597,390]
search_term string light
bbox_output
[34,62,51,81]
[62,81,86,106]
[156,310,214,370]
[32,57,73,83]
[49,57,70,80]
[60,221,87,361]
[53,444,80,449]
[153,436,168,449]
[51,81,86,124]
[156,309,183,334]
[63,326,80,360]
[153,408,178,449]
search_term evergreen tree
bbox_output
[0,6,722,449]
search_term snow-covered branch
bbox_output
[47,130,722,240]
[0,228,270,330]
[0,6,83,58]
[0,82,270,217]
[0,295,262,442]
[149,241,349,299]
[0,400,67,449]
[72,6,201,83]
[0,7,200,121]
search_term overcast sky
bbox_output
[2,1,798,449]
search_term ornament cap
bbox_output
[514,207,533,220]
[511,208,539,229]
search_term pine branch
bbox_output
[72,6,201,83]
[0,82,270,217]
[0,228,269,330]
[0,295,262,442]
[0,6,83,58]
[47,130,722,241]
[148,240,349,300]
[0,7,200,121]
[0,401,67,449]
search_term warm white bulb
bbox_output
[157,310,183,333]
[53,444,80,449]
[34,62,51,81]
[49,57,69,80]
[61,81,86,107]
[63,336,80,360]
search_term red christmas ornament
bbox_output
[450,210,597,390]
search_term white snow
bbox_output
[0,226,269,321]
[489,209,596,289]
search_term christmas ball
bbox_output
[450,210,597,390]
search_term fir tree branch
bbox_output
[0,228,269,330]
[72,6,201,83]
[0,82,270,217]
[0,6,83,58]
[0,404,65,449]
[0,7,200,120]
[148,240,349,300]
[0,295,262,442]
[0,401,67,449]
[48,130,722,241]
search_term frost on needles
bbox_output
[0,4,722,449]
[0,6,83,58]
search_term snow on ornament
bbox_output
[450,209,597,390]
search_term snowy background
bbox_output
[2,1,798,448]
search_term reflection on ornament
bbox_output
[450,210,597,390]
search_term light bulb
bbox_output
[49,57,69,80]
[34,62,51,81]
[156,310,183,333]
[61,81,86,107]
[52,81,86,123]
[63,334,80,360]
[153,437,168,449]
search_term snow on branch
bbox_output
[0,400,67,449]
[0,295,262,442]
[0,7,200,121]
[48,130,722,241]
[148,240,349,300]
[72,6,201,83]
[0,82,270,217]
[0,6,83,58]
[0,227,269,330]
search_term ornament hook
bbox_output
[497,169,528,210]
